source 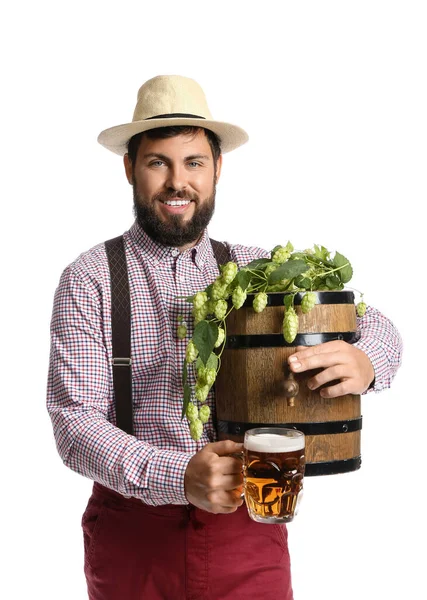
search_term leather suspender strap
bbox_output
[105,235,231,435]
[105,236,134,435]
[210,239,231,267]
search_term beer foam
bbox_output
[245,433,304,453]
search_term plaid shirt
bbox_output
[47,222,402,505]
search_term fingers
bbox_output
[208,440,243,457]
[289,349,345,373]
[206,489,244,513]
[306,365,348,391]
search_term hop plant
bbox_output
[215,326,225,348]
[180,240,361,435]
[283,307,299,343]
[356,302,367,317]
[214,299,228,320]
[177,324,187,339]
[253,292,268,313]
[198,405,211,424]
[272,246,291,264]
[193,291,208,309]
[186,340,198,363]
[193,303,209,324]
[221,262,238,285]
[190,419,203,441]
[186,402,199,422]
[195,382,210,403]
[301,292,316,314]
[212,279,229,301]
[232,286,247,309]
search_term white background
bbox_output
[2,1,426,599]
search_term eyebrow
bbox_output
[142,152,211,162]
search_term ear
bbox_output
[215,154,223,183]
[123,153,133,185]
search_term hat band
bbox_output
[145,113,206,120]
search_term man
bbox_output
[47,75,402,600]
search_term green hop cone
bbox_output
[198,405,211,424]
[301,292,316,314]
[190,418,203,441]
[205,368,216,387]
[253,292,268,313]
[185,340,198,363]
[186,402,199,422]
[214,299,228,320]
[206,299,216,315]
[177,324,187,339]
[196,365,207,385]
[232,286,247,309]
[193,291,208,309]
[272,247,291,264]
[193,303,208,324]
[356,302,367,317]
[212,279,229,301]
[195,382,210,403]
[283,307,299,343]
[221,262,238,285]
[214,327,225,348]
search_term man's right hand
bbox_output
[184,440,244,514]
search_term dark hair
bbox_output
[127,126,221,166]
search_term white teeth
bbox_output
[163,200,190,207]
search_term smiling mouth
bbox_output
[160,199,192,207]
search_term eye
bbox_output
[149,160,165,167]
[188,161,201,168]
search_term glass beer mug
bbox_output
[243,427,305,524]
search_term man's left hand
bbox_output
[288,340,375,398]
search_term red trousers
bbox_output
[82,483,293,600]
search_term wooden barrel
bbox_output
[215,291,362,476]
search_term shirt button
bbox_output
[178,275,186,283]
[171,249,179,257]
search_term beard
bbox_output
[132,181,216,247]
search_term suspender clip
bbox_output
[112,357,132,367]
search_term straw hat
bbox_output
[97,75,249,155]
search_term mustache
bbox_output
[153,189,199,203]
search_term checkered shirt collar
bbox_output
[127,221,214,271]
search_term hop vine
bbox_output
[177,246,365,440]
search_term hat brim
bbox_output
[97,118,249,155]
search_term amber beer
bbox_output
[243,428,305,524]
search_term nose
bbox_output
[165,164,188,192]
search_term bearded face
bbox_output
[125,130,222,250]
[133,180,216,248]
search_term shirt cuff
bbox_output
[353,337,389,394]
[141,449,193,506]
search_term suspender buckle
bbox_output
[112,357,132,367]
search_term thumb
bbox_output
[206,440,244,457]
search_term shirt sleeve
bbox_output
[353,305,403,394]
[46,266,192,505]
